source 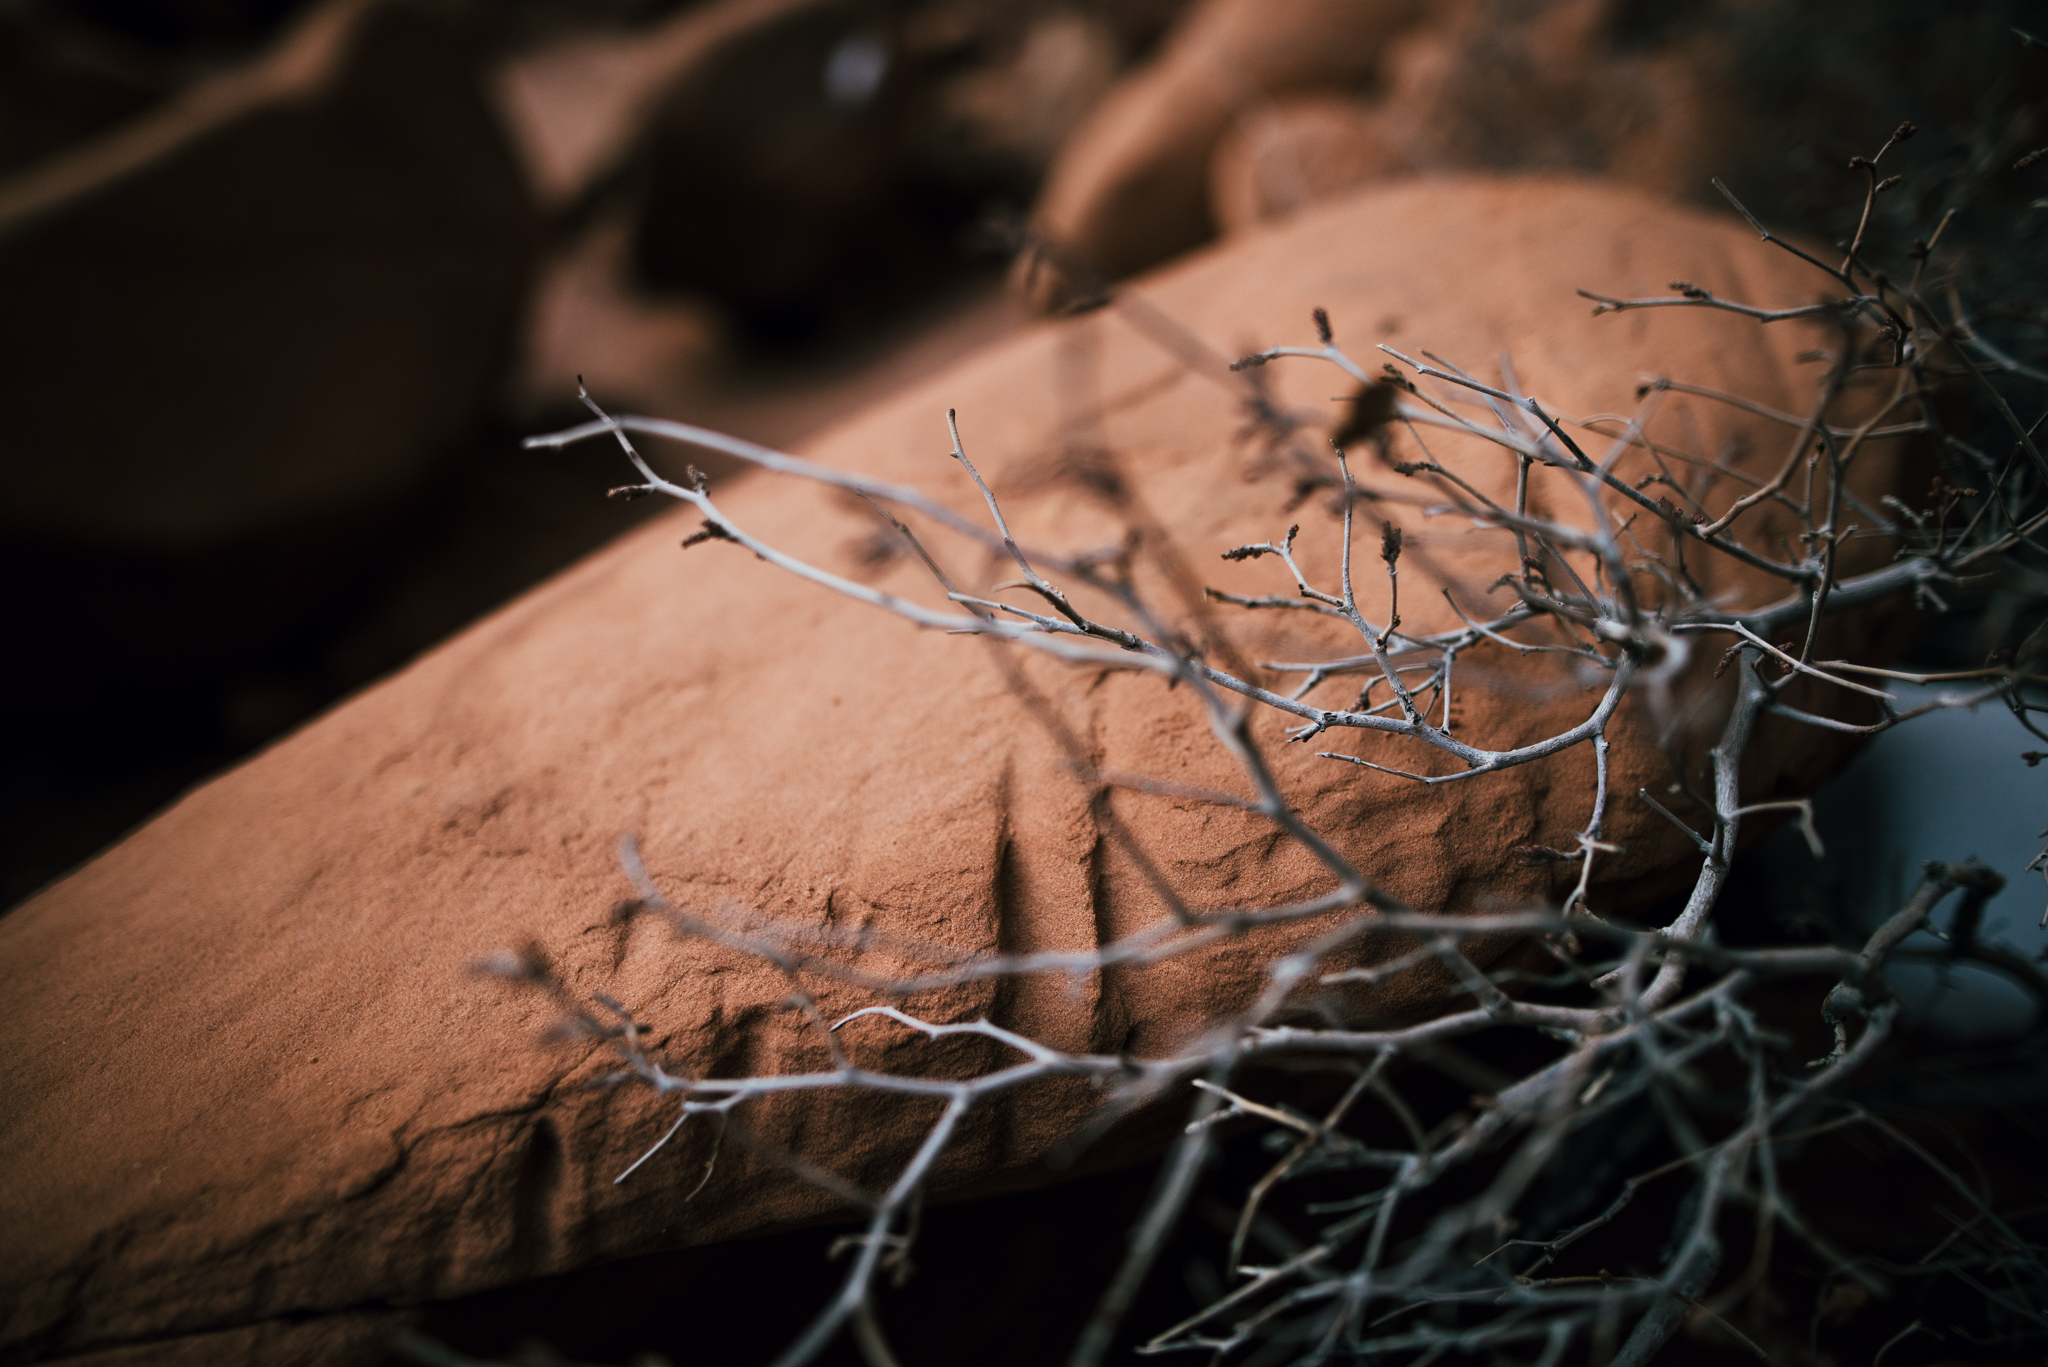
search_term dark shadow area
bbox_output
[387,907,2048,1367]
[403,1158,1171,1367]
[3,422,667,908]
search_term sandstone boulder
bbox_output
[0,178,1911,1363]
[1208,94,1410,234]
[1021,0,1420,304]
[1023,0,1741,305]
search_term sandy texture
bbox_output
[0,177,1911,1363]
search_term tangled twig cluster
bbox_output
[499,123,2048,1367]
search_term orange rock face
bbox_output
[1209,95,1413,234]
[1025,0,1741,303]
[1022,0,1420,301]
[0,178,1912,1362]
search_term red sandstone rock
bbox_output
[1023,0,1741,305]
[0,178,1911,1363]
[1021,0,1421,304]
[1208,94,1409,233]
[1356,0,1739,202]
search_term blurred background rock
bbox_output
[1,0,2040,925]
[0,0,1185,906]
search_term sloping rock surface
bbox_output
[0,177,1909,1363]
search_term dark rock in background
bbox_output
[0,0,1170,908]
[627,3,949,345]
[0,0,542,904]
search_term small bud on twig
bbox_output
[682,521,737,549]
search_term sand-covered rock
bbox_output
[0,177,1912,1363]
